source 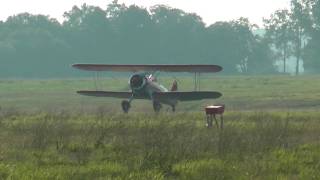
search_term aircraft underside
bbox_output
[121,99,171,113]
[121,89,177,113]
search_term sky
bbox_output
[0,0,291,26]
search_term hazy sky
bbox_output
[0,0,291,26]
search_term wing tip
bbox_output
[216,92,223,98]
[77,90,89,95]
[72,64,82,69]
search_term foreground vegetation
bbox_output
[0,110,319,179]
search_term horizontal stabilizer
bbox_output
[72,64,222,73]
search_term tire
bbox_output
[171,105,176,112]
[121,100,131,113]
[153,101,162,113]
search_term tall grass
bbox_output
[0,110,319,179]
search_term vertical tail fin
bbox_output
[171,80,178,91]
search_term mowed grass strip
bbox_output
[1,75,320,112]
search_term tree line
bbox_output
[264,0,320,75]
[0,0,319,78]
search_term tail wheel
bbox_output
[153,101,162,113]
[121,100,131,113]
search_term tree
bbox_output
[111,4,155,63]
[63,4,114,61]
[205,21,238,73]
[231,18,258,73]
[0,2,278,77]
[300,0,320,73]
[247,37,276,74]
[204,18,273,74]
[0,13,69,77]
[264,9,294,73]
[106,0,127,20]
[291,0,311,75]
[150,5,205,64]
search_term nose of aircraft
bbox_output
[130,74,146,90]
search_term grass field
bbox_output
[0,75,320,179]
[1,75,320,112]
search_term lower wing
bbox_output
[77,90,151,100]
[77,91,150,99]
[77,90,222,101]
[77,91,135,99]
[153,91,222,101]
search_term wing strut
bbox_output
[94,72,98,90]
[194,72,201,91]
[93,72,102,90]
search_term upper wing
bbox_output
[72,64,222,73]
[153,91,222,102]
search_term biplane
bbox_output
[72,64,223,113]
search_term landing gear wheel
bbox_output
[121,100,131,113]
[171,105,176,112]
[153,101,162,113]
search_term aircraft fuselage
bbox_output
[129,73,177,107]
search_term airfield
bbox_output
[0,75,320,179]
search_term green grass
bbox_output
[0,111,319,179]
[1,75,320,112]
[0,75,320,179]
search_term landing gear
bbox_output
[121,100,131,113]
[153,101,162,112]
[171,105,176,112]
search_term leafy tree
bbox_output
[291,0,311,75]
[111,4,155,63]
[0,2,278,77]
[247,37,276,74]
[106,0,127,20]
[150,5,205,64]
[0,13,68,77]
[205,21,239,73]
[231,18,258,73]
[204,18,273,74]
[264,10,294,73]
[63,4,114,61]
[300,0,320,73]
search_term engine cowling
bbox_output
[130,74,146,90]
